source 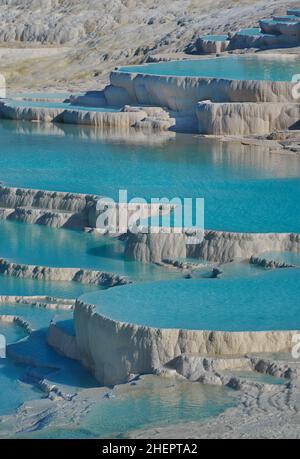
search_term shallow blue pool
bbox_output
[0,360,44,415]
[20,376,237,439]
[236,28,263,36]
[119,55,300,82]
[0,303,71,330]
[0,221,180,282]
[4,100,120,112]
[0,121,299,233]
[201,34,229,41]
[0,321,27,344]
[81,269,300,331]
[0,274,101,299]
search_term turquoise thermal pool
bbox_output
[0,303,72,330]
[20,377,237,439]
[0,303,98,416]
[0,303,72,416]
[3,100,120,112]
[0,221,180,283]
[81,269,300,332]
[0,274,101,298]
[0,321,27,345]
[119,55,300,81]
[0,360,44,416]
[201,34,229,41]
[1,121,300,233]
[236,28,264,36]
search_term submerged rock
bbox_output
[250,255,296,269]
[210,268,223,278]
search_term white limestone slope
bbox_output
[197,101,300,135]
[0,185,173,231]
[74,299,298,386]
[0,102,175,131]
[103,69,300,135]
[0,258,129,287]
[108,70,296,112]
[0,0,294,90]
[125,230,300,263]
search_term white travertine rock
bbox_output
[60,109,147,129]
[0,258,129,287]
[250,356,300,380]
[0,185,97,228]
[48,322,79,361]
[195,37,230,54]
[125,232,187,263]
[249,255,296,269]
[104,85,132,107]
[0,295,75,310]
[230,32,299,50]
[0,186,171,230]
[260,19,300,37]
[125,230,300,263]
[189,230,300,262]
[170,354,252,381]
[0,207,89,229]
[109,71,296,113]
[0,104,63,122]
[74,299,298,385]
[69,91,107,108]
[0,102,173,131]
[197,101,300,135]
[0,186,95,213]
[0,314,32,334]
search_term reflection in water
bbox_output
[1,119,299,177]
[0,220,182,282]
[0,119,299,232]
[0,273,102,298]
[0,119,176,145]
[256,251,300,266]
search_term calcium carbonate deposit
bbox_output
[0,0,300,440]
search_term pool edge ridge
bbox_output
[125,229,300,264]
[72,298,299,386]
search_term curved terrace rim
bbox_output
[77,277,300,335]
[116,53,300,83]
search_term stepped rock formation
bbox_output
[103,70,300,135]
[250,255,296,269]
[108,71,296,111]
[125,229,300,263]
[0,102,175,130]
[0,258,129,287]
[73,298,298,385]
[197,101,300,136]
[0,185,97,228]
[0,185,172,230]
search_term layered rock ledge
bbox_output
[0,102,175,131]
[125,229,300,263]
[72,299,299,386]
[98,61,300,135]
[197,101,300,136]
[0,258,129,288]
[0,185,172,230]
